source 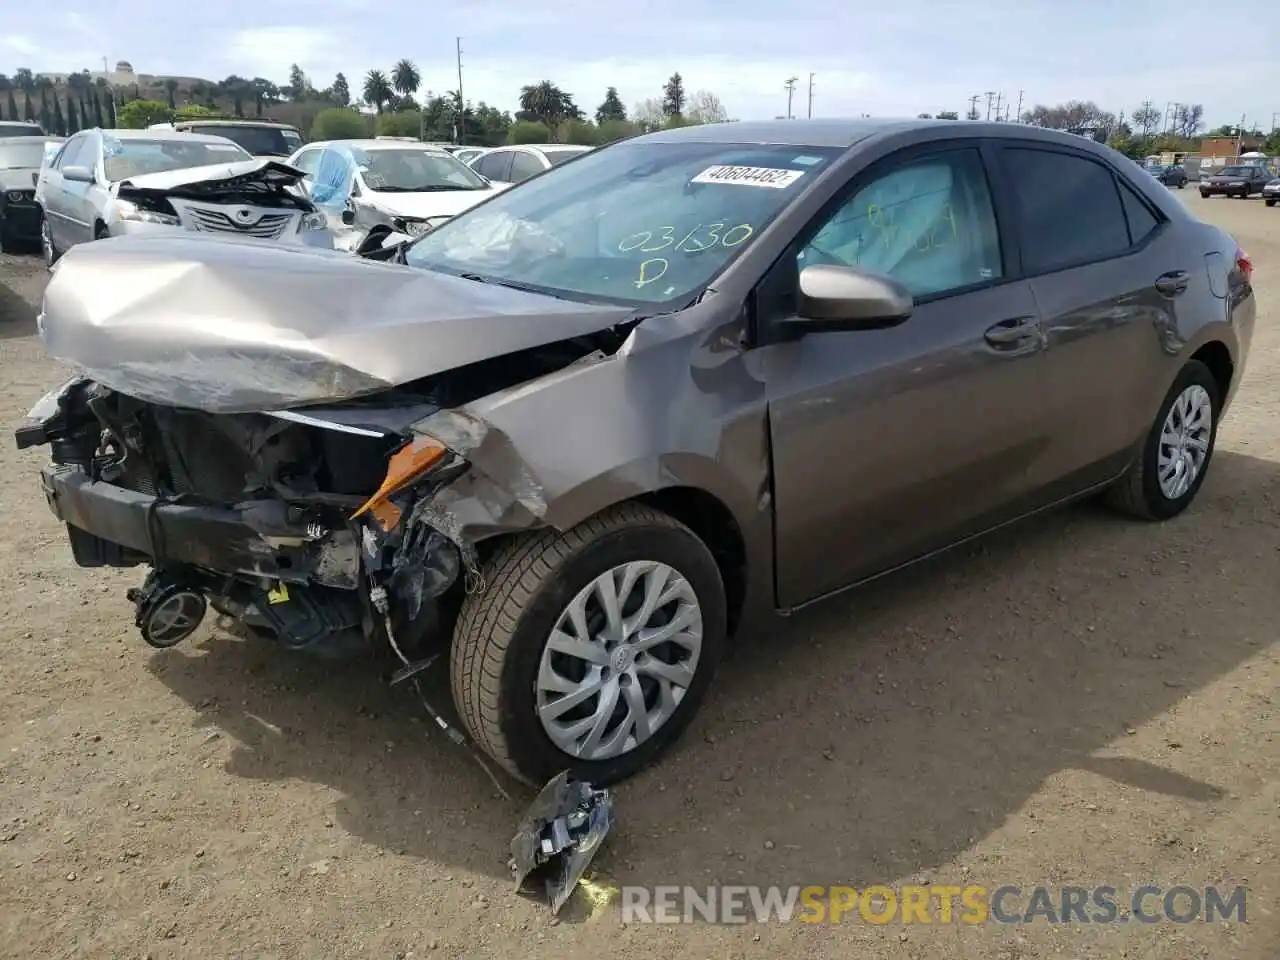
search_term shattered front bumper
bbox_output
[38,464,360,586]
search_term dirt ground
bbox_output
[0,192,1276,960]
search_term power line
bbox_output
[784,76,798,119]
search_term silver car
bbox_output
[36,128,332,266]
[466,144,593,185]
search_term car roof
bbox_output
[93,128,243,145]
[176,119,300,130]
[639,117,1123,153]
[301,139,453,153]
[531,143,592,151]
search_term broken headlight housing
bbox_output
[299,211,327,232]
[114,198,179,226]
[392,215,450,238]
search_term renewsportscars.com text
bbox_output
[620,884,1248,924]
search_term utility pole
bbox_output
[984,91,996,120]
[807,73,815,119]
[1237,113,1246,156]
[455,37,465,144]
[993,92,1003,121]
[784,76,798,119]
[1272,111,1279,133]
[967,94,980,120]
[1014,89,1023,124]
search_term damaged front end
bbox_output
[16,376,478,658]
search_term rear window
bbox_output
[546,148,590,167]
[186,124,298,157]
[1218,166,1249,176]
[0,122,43,137]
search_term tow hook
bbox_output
[126,571,208,649]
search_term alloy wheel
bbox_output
[536,560,703,761]
[1157,384,1213,500]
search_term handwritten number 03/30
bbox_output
[618,222,754,255]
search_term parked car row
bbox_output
[17,118,1255,788]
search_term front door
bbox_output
[763,144,1050,607]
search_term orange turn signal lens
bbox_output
[350,437,447,529]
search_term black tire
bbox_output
[1176,181,1185,189]
[1266,198,1276,207]
[40,214,60,268]
[450,502,727,786]
[1105,359,1221,521]
[94,223,109,240]
[0,226,17,254]
[1200,191,1210,199]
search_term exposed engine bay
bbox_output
[115,161,318,219]
[19,330,625,659]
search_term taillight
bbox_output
[1236,247,1253,283]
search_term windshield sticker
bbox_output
[691,165,805,189]
[791,155,824,166]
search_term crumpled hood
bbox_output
[37,232,634,414]
[115,158,307,195]
[369,186,503,220]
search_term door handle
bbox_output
[984,316,1038,347]
[1155,270,1190,297]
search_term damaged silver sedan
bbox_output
[18,118,1253,786]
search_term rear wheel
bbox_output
[1105,360,1220,521]
[1266,198,1276,207]
[450,502,726,786]
[40,215,60,268]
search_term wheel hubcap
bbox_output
[536,560,703,761]
[1157,384,1212,500]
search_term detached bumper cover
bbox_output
[39,465,359,585]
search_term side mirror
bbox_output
[790,264,913,332]
[341,208,355,226]
[62,165,94,183]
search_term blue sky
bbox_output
[1,2,1276,130]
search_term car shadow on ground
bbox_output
[147,449,1280,894]
[0,276,40,339]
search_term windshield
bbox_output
[103,137,251,181]
[404,139,841,306]
[1218,166,1249,176]
[0,123,43,137]
[0,140,50,169]
[189,124,297,157]
[356,147,488,192]
[546,147,591,167]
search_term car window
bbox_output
[1118,180,1159,245]
[546,148,591,167]
[799,147,1003,299]
[476,150,511,181]
[57,135,88,170]
[509,151,546,183]
[291,149,322,177]
[101,136,250,182]
[1003,147,1130,274]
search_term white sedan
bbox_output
[465,144,593,186]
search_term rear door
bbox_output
[995,141,1184,496]
[41,133,86,250]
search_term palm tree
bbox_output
[391,59,420,99]
[220,76,249,116]
[519,81,574,128]
[362,70,392,113]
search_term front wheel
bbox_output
[1200,191,1210,199]
[1104,360,1220,521]
[40,215,60,268]
[450,502,727,786]
[1266,198,1276,207]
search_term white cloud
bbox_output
[0,35,40,57]
[225,27,343,80]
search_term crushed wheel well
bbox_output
[637,487,748,638]
[1191,341,1233,402]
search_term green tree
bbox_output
[5,89,17,123]
[250,78,278,117]
[363,70,392,113]
[288,64,307,101]
[23,92,35,123]
[376,109,423,138]
[518,81,579,129]
[116,99,172,128]
[936,110,959,120]
[164,78,178,109]
[330,73,350,108]
[38,81,52,132]
[472,102,512,146]
[562,118,600,144]
[685,90,727,125]
[311,106,369,140]
[220,76,249,116]
[595,87,626,124]
[65,98,81,133]
[662,72,686,118]
[174,104,222,121]
[391,60,420,99]
[508,120,552,144]
[597,118,636,142]
[90,89,105,127]
[52,93,65,135]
